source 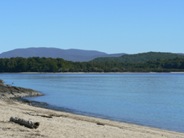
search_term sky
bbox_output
[0,0,184,54]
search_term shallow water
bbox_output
[1,73,184,132]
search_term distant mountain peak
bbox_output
[0,47,125,62]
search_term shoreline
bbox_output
[1,81,184,137]
[1,98,184,138]
[20,97,183,133]
[2,71,184,74]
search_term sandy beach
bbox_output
[0,81,184,138]
[0,99,184,138]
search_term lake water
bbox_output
[1,73,184,132]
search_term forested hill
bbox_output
[0,52,184,72]
[92,52,184,63]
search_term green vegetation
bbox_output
[0,52,184,72]
[93,52,184,63]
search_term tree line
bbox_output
[0,57,184,72]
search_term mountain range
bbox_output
[0,47,125,62]
[1,48,184,72]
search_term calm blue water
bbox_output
[1,73,184,132]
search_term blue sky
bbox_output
[0,0,183,54]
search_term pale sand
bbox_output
[0,99,184,138]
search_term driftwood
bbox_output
[10,117,39,129]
